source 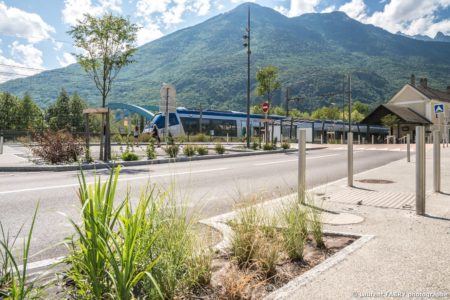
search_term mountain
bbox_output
[397,31,450,43]
[2,3,450,112]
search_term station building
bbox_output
[361,75,450,141]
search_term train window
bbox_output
[180,117,237,136]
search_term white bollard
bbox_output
[358,135,361,144]
[341,135,343,145]
[433,131,441,193]
[372,135,374,144]
[298,129,306,204]
[0,135,3,155]
[416,126,425,215]
[348,132,353,187]
[320,134,323,144]
[406,134,410,163]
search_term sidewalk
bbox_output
[202,144,450,299]
[287,146,450,298]
[0,142,326,171]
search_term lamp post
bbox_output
[243,5,251,148]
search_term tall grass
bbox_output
[0,204,40,300]
[309,204,325,248]
[65,168,162,299]
[281,201,308,261]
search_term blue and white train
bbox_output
[143,107,285,137]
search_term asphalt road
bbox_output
[0,147,405,263]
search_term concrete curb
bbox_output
[0,147,326,172]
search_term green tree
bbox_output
[18,93,42,130]
[255,65,281,142]
[311,106,341,120]
[47,89,71,130]
[352,101,369,116]
[0,92,20,130]
[70,93,87,132]
[69,13,139,160]
[381,114,400,135]
[289,108,310,119]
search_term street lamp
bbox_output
[243,5,251,148]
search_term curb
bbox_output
[0,147,326,172]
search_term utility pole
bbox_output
[348,74,352,133]
[285,87,289,117]
[243,6,251,148]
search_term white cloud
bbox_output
[57,52,77,67]
[339,0,367,20]
[10,41,44,69]
[136,0,170,16]
[0,1,54,43]
[322,5,336,13]
[0,41,43,83]
[288,0,321,17]
[136,22,164,45]
[190,0,210,16]
[62,0,123,26]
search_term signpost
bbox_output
[262,102,269,143]
[160,84,176,141]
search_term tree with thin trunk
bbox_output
[255,65,281,143]
[69,13,138,160]
[381,114,400,136]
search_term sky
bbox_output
[1,0,450,83]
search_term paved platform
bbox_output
[287,146,450,299]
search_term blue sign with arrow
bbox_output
[434,104,444,114]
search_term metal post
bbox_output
[416,126,425,215]
[165,88,169,141]
[320,134,323,144]
[358,134,361,144]
[372,134,374,144]
[341,134,343,144]
[298,129,306,204]
[0,135,3,155]
[406,134,410,162]
[348,132,353,187]
[245,6,251,149]
[362,137,365,144]
[433,131,441,193]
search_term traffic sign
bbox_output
[434,103,444,114]
[262,102,269,113]
[159,84,177,113]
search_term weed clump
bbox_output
[215,143,225,155]
[183,144,196,157]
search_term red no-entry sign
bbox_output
[262,102,269,113]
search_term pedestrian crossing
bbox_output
[333,147,407,152]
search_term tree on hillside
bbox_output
[381,114,400,136]
[18,93,42,130]
[0,92,20,130]
[69,13,138,161]
[255,65,281,142]
[352,101,369,115]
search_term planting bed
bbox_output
[183,233,356,299]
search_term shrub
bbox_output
[191,133,206,142]
[112,134,123,144]
[32,130,83,164]
[263,143,274,151]
[196,145,208,155]
[165,145,179,158]
[122,151,139,161]
[274,137,278,147]
[252,142,259,150]
[183,144,196,157]
[146,142,156,160]
[281,141,291,149]
[215,143,225,155]
[138,133,152,143]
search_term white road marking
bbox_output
[0,167,229,195]
[253,154,339,166]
